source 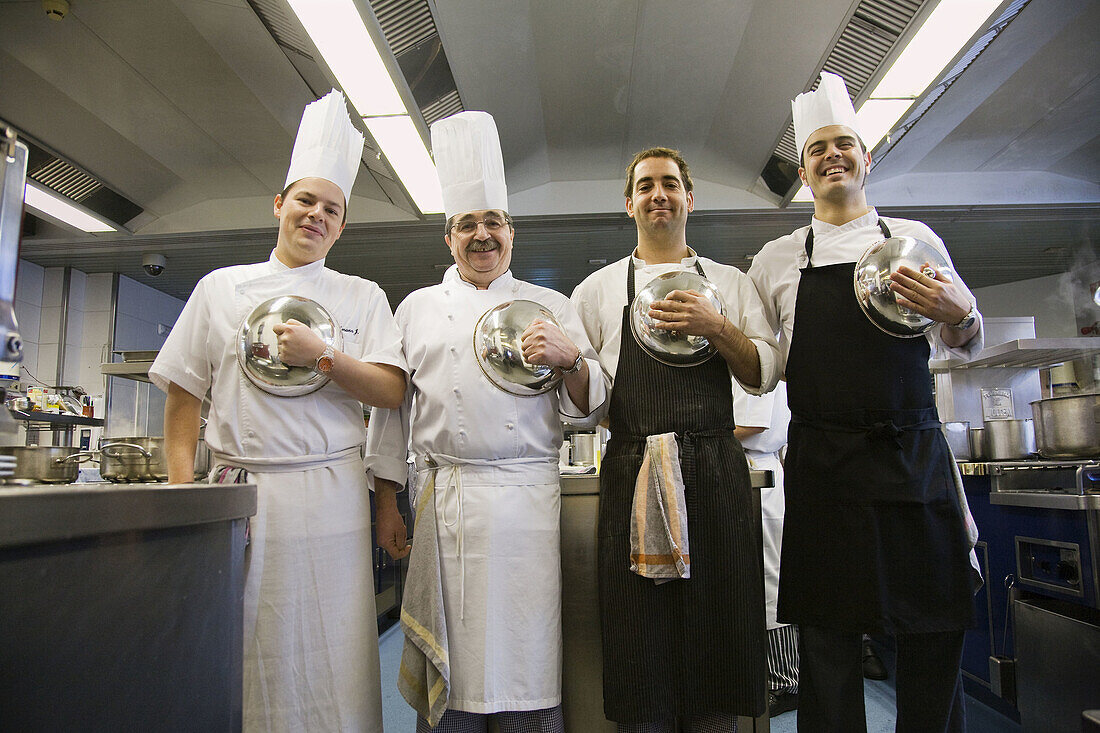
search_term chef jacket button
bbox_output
[448,314,454,321]
[506,423,514,430]
[450,346,456,353]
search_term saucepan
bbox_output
[629,270,726,366]
[236,295,343,397]
[473,299,564,397]
[0,445,96,484]
[853,236,954,338]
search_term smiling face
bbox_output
[445,208,515,289]
[273,177,347,268]
[798,124,871,202]
[625,156,694,239]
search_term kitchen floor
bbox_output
[377,626,1021,731]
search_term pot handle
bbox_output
[56,451,98,465]
[100,442,153,458]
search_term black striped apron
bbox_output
[778,220,975,633]
[597,261,766,723]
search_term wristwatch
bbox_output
[315,344,336,374]
[950,304,978,330]
[562,351,584,375]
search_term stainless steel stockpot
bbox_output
[0,445,95,484]
[1031,393,1100,459]
[983,418,1036,460]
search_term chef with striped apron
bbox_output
[572,147,782,731]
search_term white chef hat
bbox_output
[792,72,862,160]
[430,111,508,219]
[284,89,364,204]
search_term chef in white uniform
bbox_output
[747,73,983,733]
[150,90,407,732]
[732,380,798,718]
[366,111,608,732]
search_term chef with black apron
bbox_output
[572,147,781,732]
[748,73,984,733]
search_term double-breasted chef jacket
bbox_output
[748,209,984,634]
[571,251,781,722]
[150,250,406,732]
[366,265,608,714]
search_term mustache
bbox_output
[467,239,499,252]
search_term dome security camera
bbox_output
[142,253,167,277]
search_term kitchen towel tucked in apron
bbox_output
[598,261,766,723]
[214,448,383,733]
[399,470,450,726]
[778,222,976,635]
[629,432,690,583]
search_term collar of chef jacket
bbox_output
[442,264,516,291]
[263,248,329,275]
[629,246,698,270]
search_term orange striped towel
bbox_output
[630,433,690,583]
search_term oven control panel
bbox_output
[1016,536,1083,597]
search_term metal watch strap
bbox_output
[563,351,584,374]
[315,344,335,373]
[951,304,978,330]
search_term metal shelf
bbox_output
[931,338,1100,372]
[100,361,153,383]
[8,409,103,427]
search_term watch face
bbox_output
[316,356,334,374]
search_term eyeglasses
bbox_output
[450,217,511,236]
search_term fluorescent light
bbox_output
[366,117,444,213]
[287,0,405,116]
[871,0,1002,99]
[856,99,919,151]
[24,181,116,233]
[287,0,444,215]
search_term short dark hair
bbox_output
[624,147,694,197]
[444,210,514,234]
[281,180,347,225]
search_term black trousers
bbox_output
[797,626,967,733]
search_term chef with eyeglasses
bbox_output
[366,110,608,732]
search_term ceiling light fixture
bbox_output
[287,0,444,215]
[23,181,117,233]
[793,0,1002,203]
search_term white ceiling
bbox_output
[1,0,1097,305]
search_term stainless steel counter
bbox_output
[0,481,256,731]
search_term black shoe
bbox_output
[863,642,888,680]
[768,691,799,717]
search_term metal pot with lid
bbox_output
[0,445,96,484]
[236,295,343,397]
[629,270,726,366]
[98,436,209,482]
[853,236,954,338]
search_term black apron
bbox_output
[779,220,974,634]
[597,261,766,723]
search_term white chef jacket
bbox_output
[570,250,781,395]
[366,266,608,485]
[747,209,984,372]
[365,266,608,714]
[149,250,406,733]
[150,250,405,459]
[733,380,790,630]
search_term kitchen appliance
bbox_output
[629,270,725,366]
[852,236,952,338]
[473,299,564,396]
[236,296,342,397]
[0,445,95,484]
[1031,393,1100,459]
[983,418,1036,460]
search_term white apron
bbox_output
[745,450,785,630]
[414,453,562,713]
[220,272,382,732]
